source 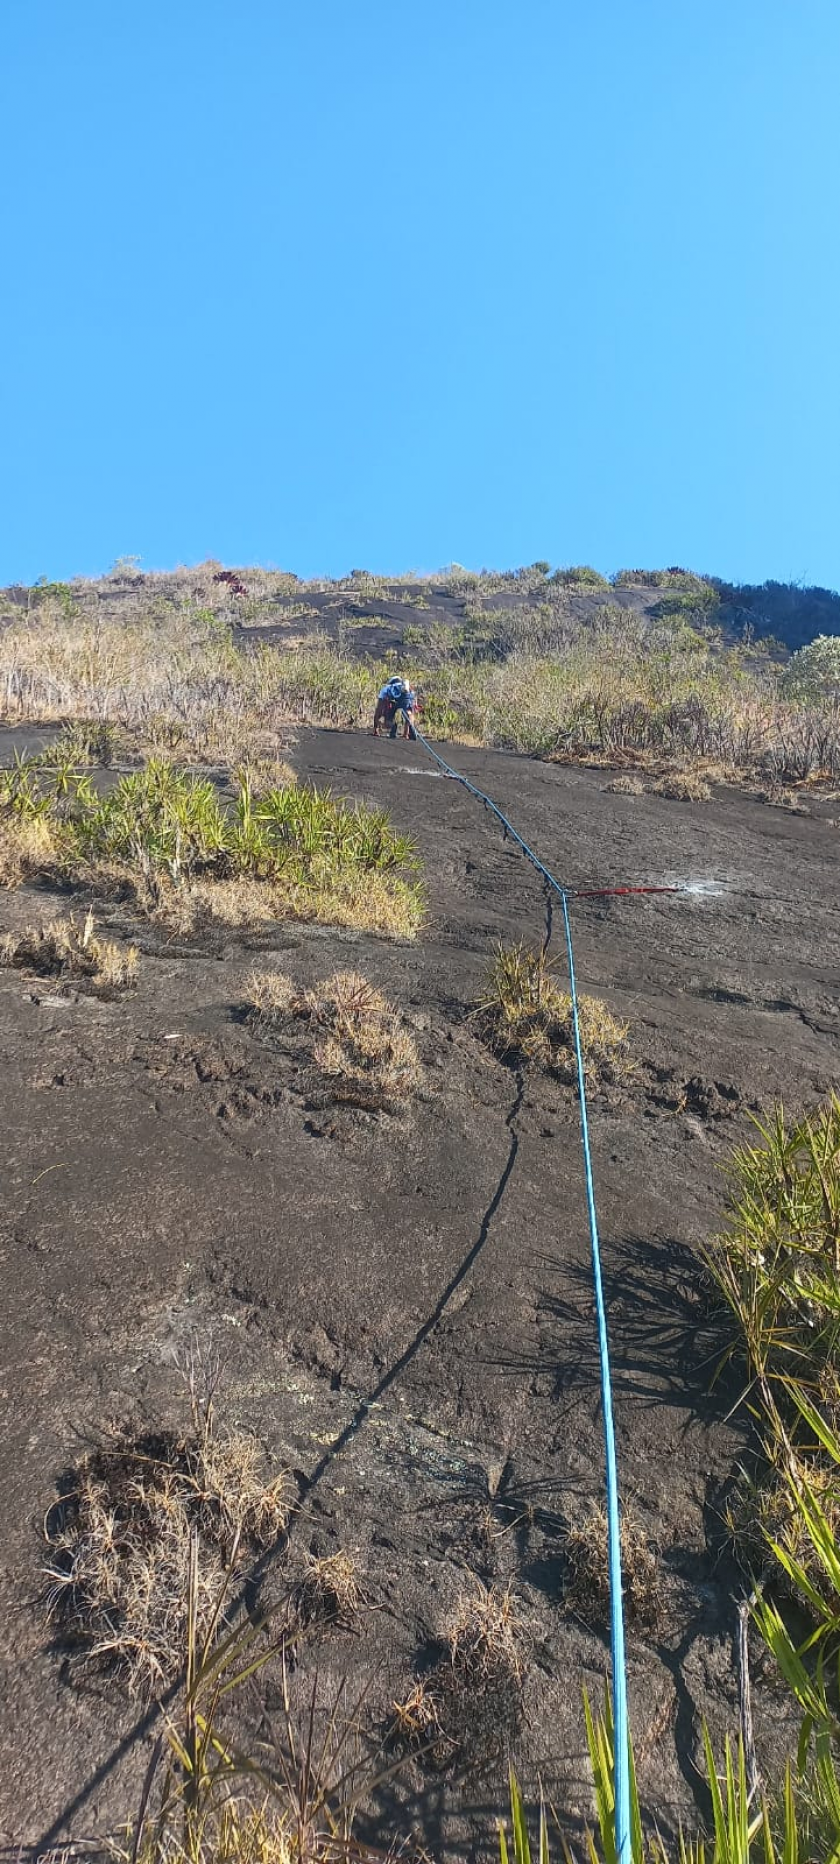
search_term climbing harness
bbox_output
[409,725,638,1860]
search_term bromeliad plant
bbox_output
[502,1695,818,1863]
[696,1097,840,1860]
[703,1098,840,1421]
[702,1099,840,1591]
[1,747,418,892]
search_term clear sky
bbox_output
[2,1,838,589]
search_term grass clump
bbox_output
[294,1550,363,1628]
[446,1576,524,1685]
[0,810,59,886]
[393,1581,524,1770]
[605,773,645,795]
[0,909,137,992]
[44,1409,291,1698]
[562,1506,663,1631]
[246,968,419,1110]
[704,1099,840,1421]
[479,942,630,1085]
[0,750,423,939]
[652,771,712,802]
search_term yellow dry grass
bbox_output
[446,1578,523,1684]
[0,812,59,887]
[563,1505,662,1629]
[392,1580,524,1768]
[605,774,645,795]
[295,1549,362,1627]
[479,941,630,1084]
[0,910,137,992]
[44,1421,291,1698]
[246,967,419,1109]
[130,1800,296,1864]
[652,771,712,802]
[67,865,424,942]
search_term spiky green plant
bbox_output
[499,1767,550,1864]
[2,753,418,890]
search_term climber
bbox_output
[373,676,414,737]
[389,685,420,740]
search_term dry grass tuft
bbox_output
[479,942,630,1086]
[0,811,58,887]
[129,1799,296,1864]
[295,1549,363,1628]
[0,910,137,993]
[391,1679,448,1756]
[246,967,419,1110]
[44,1421,291,1696]
[605,774,645,795]
[652,771,712,802]
[246,968,299,1022]
[446,1577,523,1685]
[392,1581,525,1770]
[756,786,810,814]
[562,1506,662,1630]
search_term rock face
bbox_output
[1,725,838,1854]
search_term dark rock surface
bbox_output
[1,727,837,1854]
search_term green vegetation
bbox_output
[717,578,840,653]
[2,562,838,778]
[781,633,840,703]
[698,1098,840,1861]
[503,1707,819,1863]
[549,565,610,588]
[0,738,424,938]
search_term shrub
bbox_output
[548,565,609,588]
[781,633,840,703]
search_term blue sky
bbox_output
[2,1,838,589]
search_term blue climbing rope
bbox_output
[410,725,631,1863]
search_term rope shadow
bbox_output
[489,1233,741,1434]
[299,1068,524,1507]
